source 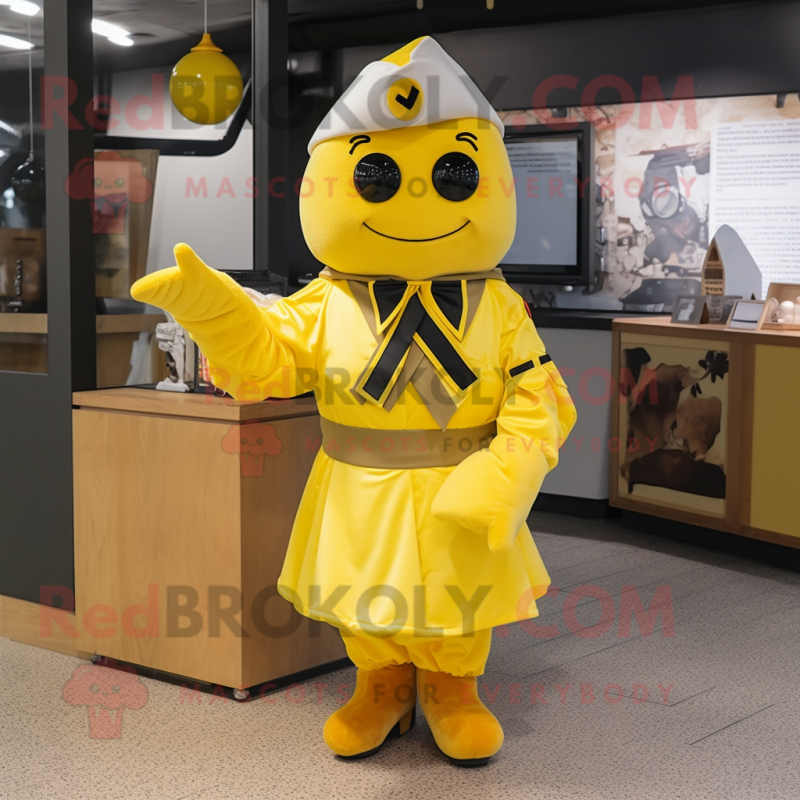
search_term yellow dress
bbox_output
[200,271,577,638]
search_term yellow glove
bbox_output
[131,244,271,398]
[431,434,550,553]
[131,242,259,337]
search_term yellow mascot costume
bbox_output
[132,36,577,766]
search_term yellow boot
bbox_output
[323,664,416,758]
[418,669,503,767]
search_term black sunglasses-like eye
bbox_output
[432,152,479,201]
[353,153,401,203]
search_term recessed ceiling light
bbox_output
[0,33,34,50]
[9,1,40,15]
[0,0,40,16]
[92,18,135,46]
[92,19,128,39]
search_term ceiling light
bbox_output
[92,19,129,39]
[0,33,34,49]
[0,0,40,16]
[9,1,40,15]
[92,18,135,46]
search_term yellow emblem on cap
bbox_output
[387,77,423,121]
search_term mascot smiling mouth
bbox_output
[363,220,470,242]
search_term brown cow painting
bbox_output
[620,346,729,499]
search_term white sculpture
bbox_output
[776,300,795,325]
[155,313,190,392]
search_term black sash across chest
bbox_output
[360,280,477,403]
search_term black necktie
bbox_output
[356,280,478,406]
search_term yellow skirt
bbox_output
[277,451,550,638]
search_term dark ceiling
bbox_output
[0,0,789,73]
[93,1,797,53]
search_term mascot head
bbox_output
[300,37,516,279]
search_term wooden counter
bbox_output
[73,389,344,692]
[611,316,800,549]
[73,386,318,422]
[613,314,800,345]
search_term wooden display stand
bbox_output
[611,316,800,548]
[761,282,800,331]
[72,389,344,692]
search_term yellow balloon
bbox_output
[169,33,243,125]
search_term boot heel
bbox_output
[387,705,416,741]
[397,705,416,736]
[341,706,416,759]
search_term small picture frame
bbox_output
[704,294,741,324]
[671,295,708,325]
[726,299,766,331]
[717,295,741,325]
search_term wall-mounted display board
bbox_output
[499,96,800,312]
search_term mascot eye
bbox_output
[114,177,125,188]
[432,152,479,201]
[353,153,401,203]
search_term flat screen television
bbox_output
[499,122,595,285]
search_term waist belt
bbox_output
[319,418,497,469]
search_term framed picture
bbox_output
[726,299,766,331]
[671,296,707,325]
[616,336,730,519]
[715,295,741,325]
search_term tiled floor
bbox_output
[2,512,800,800]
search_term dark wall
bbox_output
[339,2,800,107]
[286,1,800,282]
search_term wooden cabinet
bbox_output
[611,317,800,549]
[750,345,800,538]
[72,389,344,691]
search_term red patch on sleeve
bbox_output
[523,300,533,319]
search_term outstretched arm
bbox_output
[131,244,326,400]
[432,284,577,552]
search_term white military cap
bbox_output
[308,36,504,153]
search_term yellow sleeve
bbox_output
[131,244,329,402]
[496,282,577,475]
[432,282,577,552]
[202,278,330,402]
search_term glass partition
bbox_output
[91,0,253,389]
[0,5,47,373]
